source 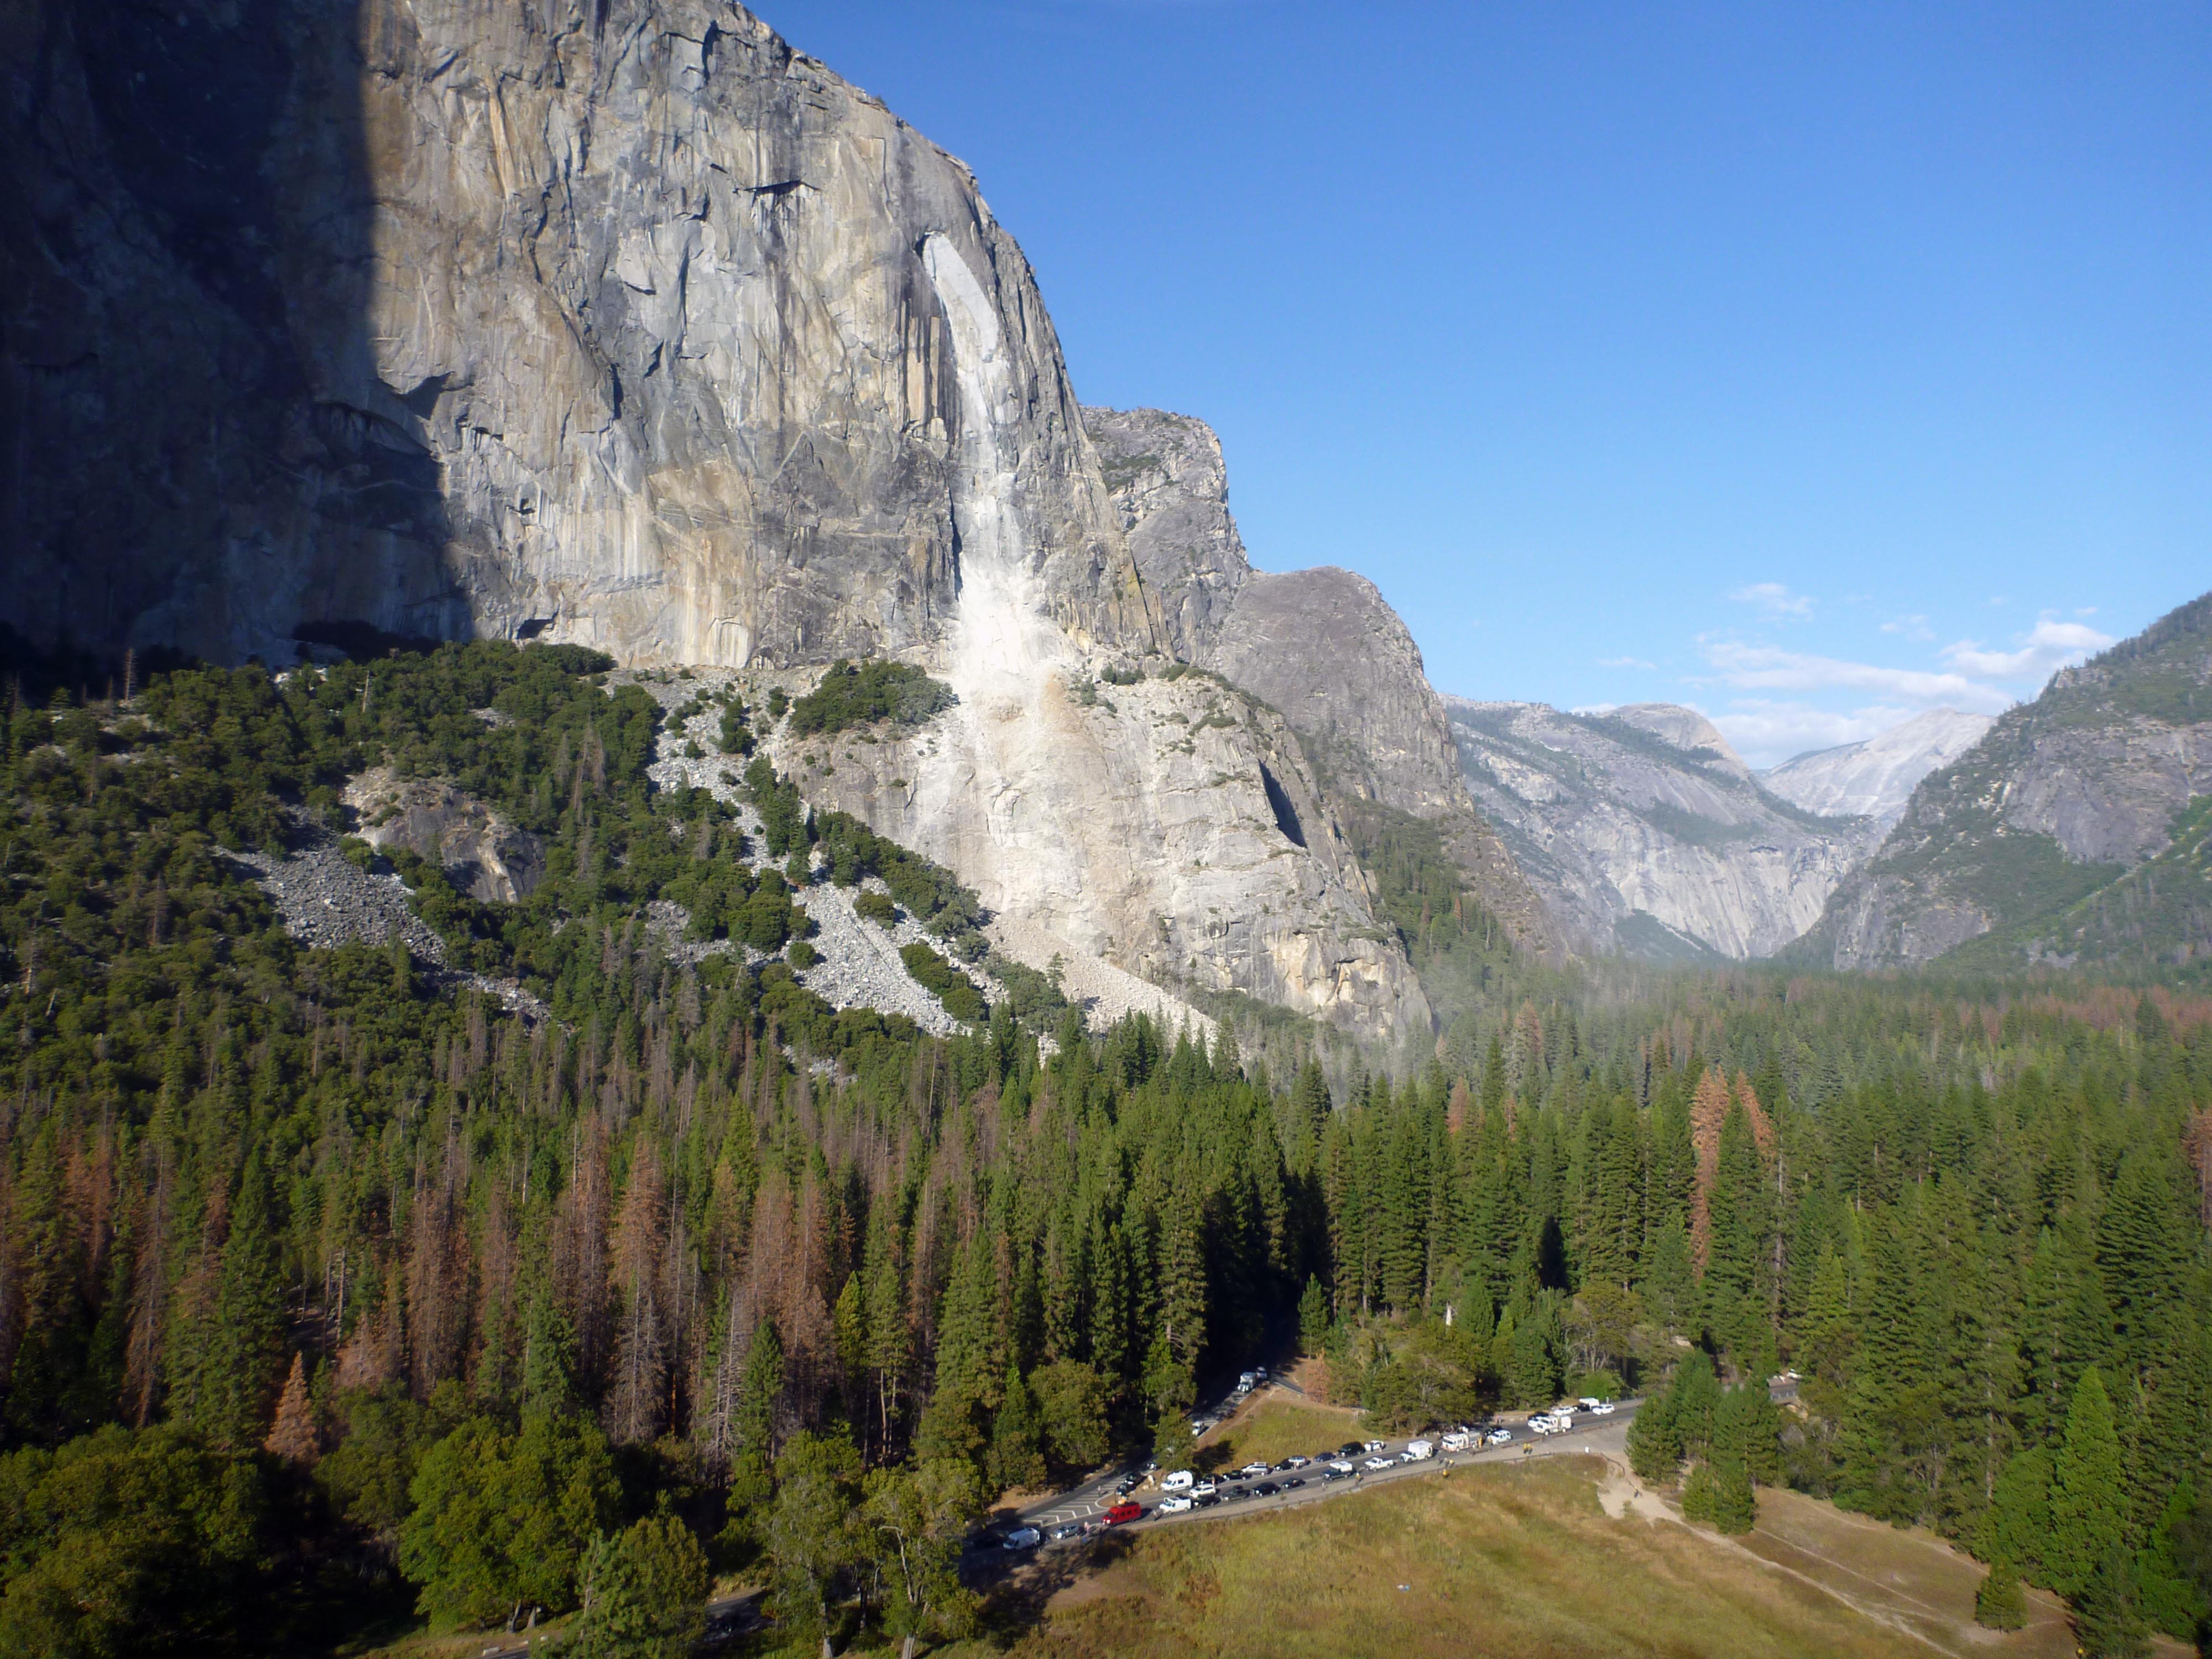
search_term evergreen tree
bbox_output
[1975,1556,2027,1631]
[572,1516,711,1659]
[2050,1368,2128,1601]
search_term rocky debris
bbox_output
[987,917,1215,1041]
[345,768,545,903]
[227,829,448,964]
[1448,699,1880,961]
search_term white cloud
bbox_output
[1941,616,2114,681]
[1697,640,2013,713]
[1880,613,1934,642]
[1710,701,1914,768]
[1730,582,1814,618]
[1598,655,1656,670]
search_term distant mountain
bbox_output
[1760,709,1994,825]
[1794,591,2212,973]
[1446,699,1880,961]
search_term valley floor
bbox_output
[946,1455,2114,1659]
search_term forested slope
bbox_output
[0,649,2207,1656]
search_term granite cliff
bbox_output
[1083,407,1553,954]
[3,0,1439,1037]
[1760,709,1994,825]
[1448,700,1880,960]
[1796,591,2212,973]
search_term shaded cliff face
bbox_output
[1796,591,2212,971]
[3,0,1151,667]
[1082,406,1553,954]
[1448,699,1880,961]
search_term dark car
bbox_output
[1337,1442,1365,1457]
[1254,1481,1280,1496]
[1193,1492,1220,1509]
[1103,1501,1143,1526]
[1284,1477,1306,1490]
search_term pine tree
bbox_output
[264,1353,320,1463]
[1975,1556,2027,1631]
[2049,1367,2127,1601]
[191,1155,285,1451]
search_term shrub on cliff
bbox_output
[787,660,953,737]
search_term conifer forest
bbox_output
[0,644,2207,1657]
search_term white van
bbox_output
[1161,1469,1194,1493]
[1404,1439,1436,1461]
[1002,1526,1041,1551]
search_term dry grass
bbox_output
[1192,1396,1360,1472]
[945,1457,2076,1659]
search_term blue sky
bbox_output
[764,2,2208,766]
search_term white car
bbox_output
[1527,1415,1557,1434]
[1157,1494,1193,1514]
[1363,1439,1386,1453]
[1240,1461,1270,1477]
[1591,1400,1616,1416]
[1002,1526,1041,1551]
[1361,1455,1394,1471]
[1404,1439,1436,1461]
[1485,1428,1514,1446]
[1193,1479,1218,1498]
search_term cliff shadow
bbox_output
[0,0,462,671]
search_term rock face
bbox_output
[343,769,546,904]
[3,0,1447,1039]
[1760,709,1994,825]
[3,0,1151,669]
[771,664,1430,1037]
[1084,408,1249,662]
[1083,407,1553,953]
[1448,700,1880,960]
[1796,592,2212,971]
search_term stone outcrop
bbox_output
[1759,709,1994,825]
[1083,406,1553,954]
[1796,591,2212,970]
[1448,700,1880,960]
[343,768,545,904]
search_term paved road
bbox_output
[977,1395,1644,1561]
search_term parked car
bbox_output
[1282,1455,1311,1469]
[1240,1460,1270,1477]
[1050,1524,1082,1541]
[1327,1458,1357,1474]
[1192,1493,1219,1509]
[1527,1414,1556,1434]
[1003,1526,1042,1551]
[1156,1495,1192,1515]
[1361,1455,1393,1471]
[1363,1439,1386,1453]
[1193,1479,1218,1498]
[1254,1480,1280,1496]
[1485,1427,1514,1446]
[1404,1439,1436,1461]
[1441,1431,1473,1452]
[1284,1477,1306,1490]
[1337,1442,1365,1458]
[1161,1469,1194,1493]
[1320,1468,1348,1484]
[1592,1400,1616,1415]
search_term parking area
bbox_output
[971,1392,1641,1563]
